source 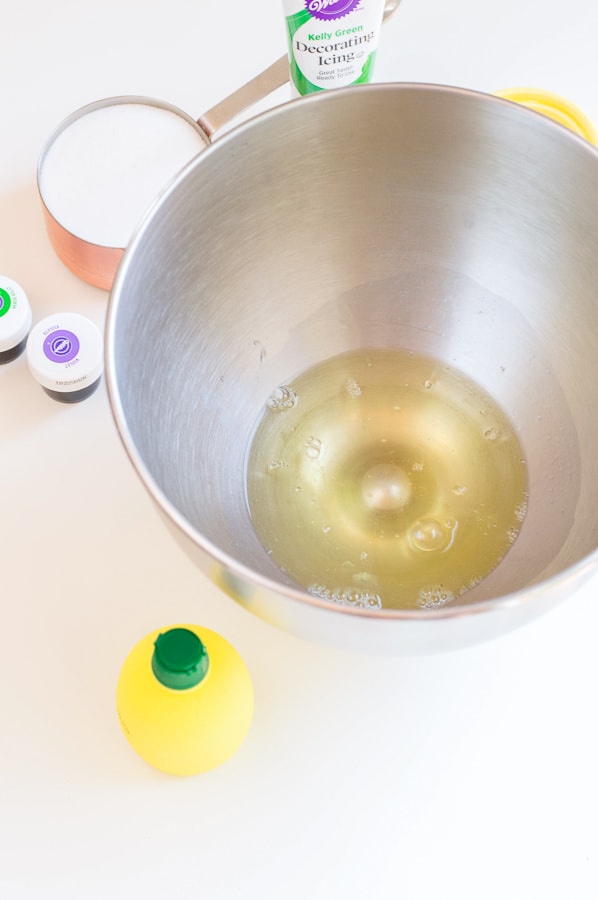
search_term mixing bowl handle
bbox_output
[195,0,403,142]
[196,56,290,142]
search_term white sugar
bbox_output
[40,103,207,248]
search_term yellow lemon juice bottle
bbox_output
[116,625,253,775]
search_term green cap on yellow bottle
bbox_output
[151,628,209,690]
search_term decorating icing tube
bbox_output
[283,0,386,95]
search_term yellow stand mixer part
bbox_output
[494,87,597,145]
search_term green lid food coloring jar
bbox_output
[0,277,32,364]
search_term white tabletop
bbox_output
[2,1,598,897]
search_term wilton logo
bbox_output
[306,0,361,20]
[51,336,73,357]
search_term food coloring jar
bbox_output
[0,276,32,364]
[27,311,104,402]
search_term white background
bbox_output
[2,1,598,897]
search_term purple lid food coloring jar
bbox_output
[26,312,104,402]
[0,277,32,364]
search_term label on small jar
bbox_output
[0,287,12,317]
[43,329,81,364]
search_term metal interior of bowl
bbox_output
[106,84,598,643]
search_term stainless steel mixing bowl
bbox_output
[106,84,598,654]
